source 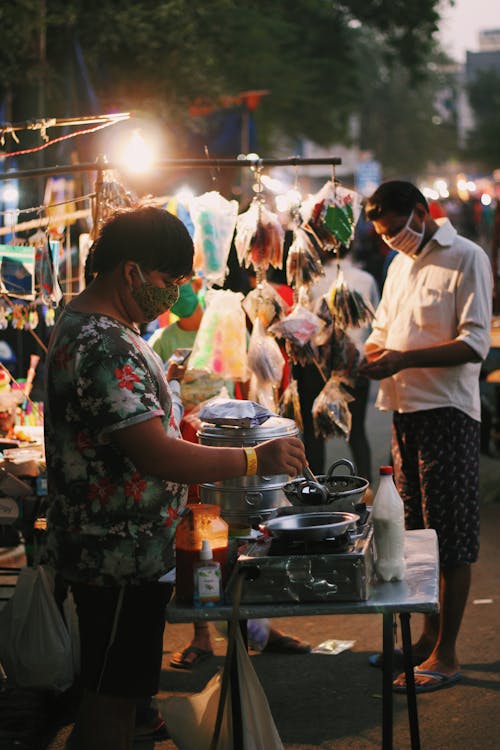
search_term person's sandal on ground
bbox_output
[169,645,214,670]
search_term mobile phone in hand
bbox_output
[169,348,192,365]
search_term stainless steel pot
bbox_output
[198,416,299,525]
[262,511,360,541]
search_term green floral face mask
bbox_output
[131,265,179,321]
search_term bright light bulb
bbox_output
[176,187,195,205]
[481,193,492,206]
[119,131,155,173]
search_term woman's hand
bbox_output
[166,361,186,382]
[256,437,307,478]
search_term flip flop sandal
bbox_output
[393,668,462,694]
[170,645,214,670]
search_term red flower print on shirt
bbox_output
[115,364,141,390]
[163,506,179,528]
[125,472,147,502]
[88,477,115,506]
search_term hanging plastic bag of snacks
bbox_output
[247,318,285,386]
[312,376,354,439]
[268,304,324,367]
[189,290,248,381]
[242,280,288,328]
[301,182,362,252]
[235,201,284,271]
[189,191,239,287]
[326,268,375,329]
[278,378,303,432]
[286,227,324,288]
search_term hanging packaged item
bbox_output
[189,191,239,287]
[268,303,325,367]
[326,268,375,329]
[286,227,324,288]
[235,201,284,271]
[0,244,35,300]
[189,290,248,381]
[247,318,285,387]
[301,181,362,252]
[242,280,288,328]
[278,378,303,432]
[312,376,353,439]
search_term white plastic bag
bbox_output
[0,566,75,692]
[163,627,282,750]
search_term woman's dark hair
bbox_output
[365,181,429,221]
[89,205,194,279]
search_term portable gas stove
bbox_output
[225,507,374,604]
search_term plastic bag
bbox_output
[0,565,75,691]
[199,398,275,427]
[190,191,239,287]
[247,318,285,386]
[162,627,282,750]
[235,201,284,271]
[327,268,375,329]
[301,181,362,252]
[278,378,303,432]
[312,377,353,439]
[189,290,248,380]
[242,281,288,328]
[286,227,324,288]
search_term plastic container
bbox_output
[371,466,406,582]
[193,539,223,607]
[175,503,228,603]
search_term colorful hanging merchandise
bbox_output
[247,317,285,412]
[278,377,303,432]
[312,376,354,440]
[0,244,36,300]
[189,191,239,287]
[326,267,375,329]
[268,303,325,370]
[235,200,284,272]
[242,280,288,329]
[286,227,324,288]
[30,232,63,307]
[189,289,248,381]
[301,181,363,252]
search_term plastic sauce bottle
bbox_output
[371,466,406,582]
[193,539,223,607]
[175,503,228,603]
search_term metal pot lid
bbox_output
[198,416,298,444]
[262,511,360,541]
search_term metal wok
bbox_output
[283,459,369,511]
[261,511,360,541]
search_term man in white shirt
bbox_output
[360,180,492,693]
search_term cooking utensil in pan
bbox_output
[283,459,368,510]
[262,511,360,541]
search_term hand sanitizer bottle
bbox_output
[372,466,406,582]
[193,539,223,607]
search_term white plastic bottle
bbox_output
[371,466,406,582]
[193,539,223,607]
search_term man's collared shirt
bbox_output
[366,218,493,420]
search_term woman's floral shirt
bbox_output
[44,309,188,586]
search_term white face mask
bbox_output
[382,210,424,257]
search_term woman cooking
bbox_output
[43,204,306,750]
